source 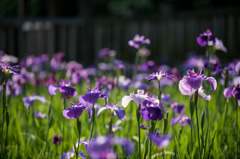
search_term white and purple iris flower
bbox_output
[97,103,126,121]
[148,133,172,149]
[47,80,77,98]
[146,70,175,82]
[63,102,92,119]
[197,29,216,47]
[179,68,217,100]
[224,84,240,105]
[128,34,150,49]
[0,61,21,75]
[23,95,46,108]
[121,90,150,108]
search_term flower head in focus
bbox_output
[179,68,217,101]
[47,80,77,98]
[0,61,21,75]
[146,70,175,82]
[79,87,108,106]
[97,103,126,121]
[63,102,92,119]
[139,99,164,122]
[224,84,240,106]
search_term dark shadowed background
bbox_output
[0,0,239,66]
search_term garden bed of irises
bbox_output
[0,29,239,159]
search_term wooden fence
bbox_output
[0,9,240,66]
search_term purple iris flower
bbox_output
[23,95,46,108]
[53,135,62,145]
[139,124,148,130]
[148,133,172,149]
[171,114,191,127]
[63,102,92,119]
[88,135,134,159]
[50,52,66,72]
[47,80,77,97]
[122,90,150,108]
[196,29,217,47]
[173,105,185,114]
[146,70,175,82]
[0,61,21,75]
[224,84,240,105]
[97,103,126,121]
[128,34,150,49]
[179,68,217,100]
[79,88,108,106]
[34,111,47,119]
[140,100,164,122]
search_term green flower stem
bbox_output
[158,81,162,102]
[108,112,113,135]
[77,119,81,153]
[194,91,201,158]
[137,104,141,159]
[143,137,149,159]
[61,98,66,157]
[133,50,140,82]
[87,103,95,159]
[236,99,238,158]
[1,81,6,158]
[25,108,30,152]
[43,96,53,157]
[89,103,95,142]
[149,120,155,159]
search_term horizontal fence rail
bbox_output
[0,9,240,66]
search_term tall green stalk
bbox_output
[1,80,6,158]
[189,96,194,151]
[108,112,113,135]
[1,72,9,158]
[61,98,66,157]
[136,104,141,159]
[194,91,201,158]
[43,96,53,157]
[86,103,95,159]
[236,99,238,158]
[25,108,30,154]
[133,50,140,82]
